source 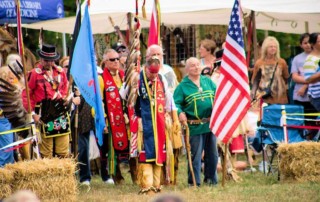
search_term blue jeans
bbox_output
[0,118,14,167]
[78,130,91,182]
[188,132,218,186]
[309,96,320,112]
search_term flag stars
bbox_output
[232,18,236,22]
[229,30,234,35]
[235,31,239,36]
[233,24,238,29]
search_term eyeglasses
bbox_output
[107,58,120,62]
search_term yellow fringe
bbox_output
[137,118,143,152]
[165,114,174,181]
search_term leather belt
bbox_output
[187,117,210,125]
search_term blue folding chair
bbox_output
[254,104,306,177]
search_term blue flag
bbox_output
[70,3,105,146]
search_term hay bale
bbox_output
[4,158,78,201]
[0,168,14,199]
[278,142,320,182]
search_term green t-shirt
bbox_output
[173,75,216,136]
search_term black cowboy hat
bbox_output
[37,44,60,60]
[112,42,127,53]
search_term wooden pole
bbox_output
[252,11,258,63]
[222,143,228,187]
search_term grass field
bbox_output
[77,156,320,202]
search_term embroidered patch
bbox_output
[106,86,116,92]
[158,104,163,113]
[35,68,42,74]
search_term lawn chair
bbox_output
[254,104,306,178]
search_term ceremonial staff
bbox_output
[15,0,38,159]
[183,122,196,187]
[16,0,31,115]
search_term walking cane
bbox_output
[183,122,196,187]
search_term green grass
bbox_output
[77,156,320,202]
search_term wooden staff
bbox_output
[183,122,196,187]
[109,16,128,48]
[222,143,228,187]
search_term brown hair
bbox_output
[200,39,216,54]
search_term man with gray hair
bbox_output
[146,44,179,93]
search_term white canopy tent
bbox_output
[22,0,320,34]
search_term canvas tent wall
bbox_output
[22,0,320,34]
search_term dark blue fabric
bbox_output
[139,70,156,160]
[0,117,14,167]
[78,130,91,182]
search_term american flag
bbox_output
[209,0,250,144]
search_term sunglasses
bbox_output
[107,57,120,62]
[117,49,127,53]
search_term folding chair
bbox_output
[255,104,305,178]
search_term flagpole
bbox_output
[252,11,258,63]
[68,0,82,157]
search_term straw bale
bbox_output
[4,158,77,201]
[4,158,76,179]
[12,175,77,202]
[0,168,14,199]
[278,142,320,182]
[0,168,14,183]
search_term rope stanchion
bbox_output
[286,117,319,122]
[0,127,30,135]
[286,113,320,116]
[281,105,288,143]
[287,125,320,130]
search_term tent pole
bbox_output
[305,22,309,33]
[252,11,258,62]
[62,33,67,56]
